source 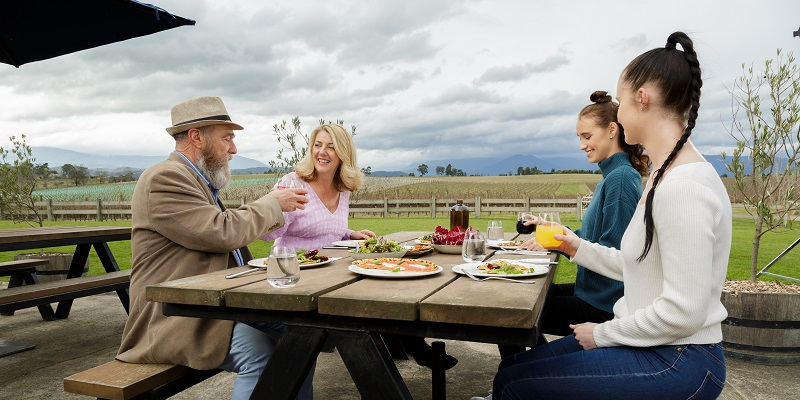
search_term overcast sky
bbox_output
[1,0,798,171]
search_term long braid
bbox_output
[637,32,702,262]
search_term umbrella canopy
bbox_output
[0,0,195,68]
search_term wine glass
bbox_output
[267,244,300,288]
[516,212,535,235]
[276,176,301,190]
[462,229,486,263]
[535,212,563,248]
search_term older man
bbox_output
[117,96,311,399]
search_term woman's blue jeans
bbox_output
[493,335,725,400]
[220,321,315,400]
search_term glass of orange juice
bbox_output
[535,212,563,247]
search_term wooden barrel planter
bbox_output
[720,291,800,365]
[13,252,89,283]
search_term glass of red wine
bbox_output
[516,212,535,235]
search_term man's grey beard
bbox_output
[196,151,231,190]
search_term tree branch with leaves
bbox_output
[0,134,44,227]
[722,49,800,282]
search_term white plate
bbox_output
[248,257,343,268]
[331,240,362,248]
[348,264,443,278]
[495,249,549,256]
[486,239,524,250]
[415,238,432,245]
[452,260,549,278]
[403,245,433,256]
[247,258,270,268]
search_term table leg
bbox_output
[93,242,129,313]
[55,243,92,318]
[93,242,122,272]
[335,331,414,400]
[250,325,328,400]
[431,341,446,400]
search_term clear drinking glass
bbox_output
[267,244,300,288]
[535,212,563,248]
[487,220,504,241]
[462,229,486,263]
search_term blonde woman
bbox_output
[262,123,374,249]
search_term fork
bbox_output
[458,266,537,284]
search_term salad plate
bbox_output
[248,256,342,268]
[452,260,549,278]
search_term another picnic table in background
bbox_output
[0,226,132,357]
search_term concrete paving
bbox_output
[1,291,797,399]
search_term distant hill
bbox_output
[30,147,268,174]
[370,170,410,177]
[400,154,738,176]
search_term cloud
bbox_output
[477,52,570,84]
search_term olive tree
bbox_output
[723,49,800,282]
[0,135,44,227]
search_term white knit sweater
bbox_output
[572,162,732,348]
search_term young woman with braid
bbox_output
[475,32,731,400]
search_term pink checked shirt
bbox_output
[261,172,353,250]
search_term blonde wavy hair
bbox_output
[295,124,364,192]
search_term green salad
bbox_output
[357,237,402,253]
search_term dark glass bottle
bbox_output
[449,199,469,231]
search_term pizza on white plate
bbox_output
[352,258,438,272]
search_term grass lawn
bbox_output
[1,215,797,284]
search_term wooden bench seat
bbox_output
[0,258,50,274]
[0,269,131,316]
[64,360,221,400]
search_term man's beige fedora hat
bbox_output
[166,96,244,136]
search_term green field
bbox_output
[1,215,797,285]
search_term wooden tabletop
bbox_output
[148,231,557,330]
[0,226,131,251]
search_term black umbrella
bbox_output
[0,0,195,68]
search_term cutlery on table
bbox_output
[225,267,264,279]
[458,266,537,284]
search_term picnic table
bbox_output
[147,231,558,400]
[0,226,132,357]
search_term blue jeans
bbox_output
[219,322,315,400]
[493,335,725,400]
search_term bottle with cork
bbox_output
[449,199,469,231]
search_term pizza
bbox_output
[352,258,438,272]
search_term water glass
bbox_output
[535,212,563,248]
[487,220,504,241]
[267,244,300,288]
[462,229,486,263]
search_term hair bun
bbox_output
[590,90,611,104]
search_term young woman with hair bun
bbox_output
[493,90,649,363]
[476,31,731,400]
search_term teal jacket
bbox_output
[573,152,642,313]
